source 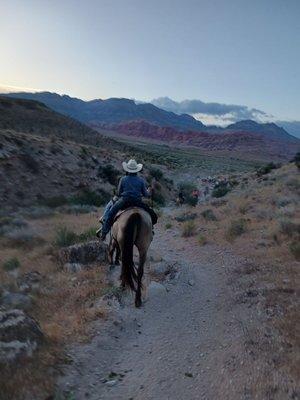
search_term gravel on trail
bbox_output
[58,220,263,400]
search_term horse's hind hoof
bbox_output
[135,298,142,308]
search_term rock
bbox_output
[188,279,195,286]
[0,309,43,363]
[58,240,107,266]
[17,271,42,293]
[63,263,83,273]
[105,380,117,387]
[148,281,166,296]
[152,261,170,275]
[1,291,32,311]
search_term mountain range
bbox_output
[2,91,297,140]
[1,91,299,161]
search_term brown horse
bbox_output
[108,208,153,307]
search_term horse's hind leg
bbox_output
[135,251,146,308]
[115,242,121,265]
[108,238,117,266]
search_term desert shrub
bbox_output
[152,190,166,206]
[165,223,172,229]
[78,227,98,242]
[290,152,300,169]
[3,257,20,271]
[97,164,120,186]
[182,221,196,237]
[20,152,39,173]
[22,206,55,219]
[226,218,247,241]
[178,182,198,206]
[286,178,300,194]
[256,162,277,177]
[175,212,197,222]
[148,167,164,181]
[279,220,300,237]
[212,184,231,198]
[41,195,68,208]
[70,189,110,207]
[201,209,217,221]
[53,227,78,247]
[197,234,208,246]
[289,241,300,261]
[211,198,227,207]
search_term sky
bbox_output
[0,0,300,127]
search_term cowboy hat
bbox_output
[122,159,143,173]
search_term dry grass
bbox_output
[0,207,108,399]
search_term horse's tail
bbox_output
[121,212,141,291]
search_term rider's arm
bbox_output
[141,179,150,198]
[117,177,124,197]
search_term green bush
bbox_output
[182,221,196,237]
[256,162,277,177]
[212,185,231,198]
[197,234,208,246]
[279,220,300,237]
[53,227,78,247]
[289,241,300,260]
[175,212,197,222]
[70,189,110,207]
[152,190,166,206]
[148,167,164,181]
[78,227,98,241]
[178,182,198,206]
[3,257,20,271]
[165,223,172,229]
[41,195,68,208]
[201,209,217,221]
[97,164,120,186]
[226,218,247,241]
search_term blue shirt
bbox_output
[117,175,149,200]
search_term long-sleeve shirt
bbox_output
[117,175,149,200]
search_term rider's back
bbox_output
[118,175,149,200]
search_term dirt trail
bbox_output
[58,215,260,400]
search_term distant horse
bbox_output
[108,208,153,307]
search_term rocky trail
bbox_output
[58,216,266,400]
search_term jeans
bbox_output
[101,197,156,235]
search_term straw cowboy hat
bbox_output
[122,159,143,173]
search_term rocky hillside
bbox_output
[94,120,299,162]
[0,97,173,212]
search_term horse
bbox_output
[108,207,153,307]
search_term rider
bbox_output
[98,159,156,241]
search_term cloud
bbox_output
[0,84,42,94]
[151,96,270,122]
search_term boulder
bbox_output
[0,309,43,363]
[63,263,83,273]
[1,291,32,311]
[58,240,107,266]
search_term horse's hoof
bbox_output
[135,298,142,308]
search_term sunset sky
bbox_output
[1,0,299,125]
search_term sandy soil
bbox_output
[57,210,297,400]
